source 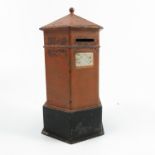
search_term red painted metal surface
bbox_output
[40,8,103,111]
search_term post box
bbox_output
[40,8,104,143]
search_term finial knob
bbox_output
[69,7,74,14]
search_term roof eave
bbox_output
[39,25,103,31]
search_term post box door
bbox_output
[71,48,99,109]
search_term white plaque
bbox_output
[75,52,94,67]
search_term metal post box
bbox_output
[40,8,104,143]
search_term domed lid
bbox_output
[40,8,103,30]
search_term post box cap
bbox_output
[40,8,103,30]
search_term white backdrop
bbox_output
[0,0,155,154]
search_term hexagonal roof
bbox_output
[40,8,103,30]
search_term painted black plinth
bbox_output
[42,105,104,144]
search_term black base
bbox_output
[42,105,104,144]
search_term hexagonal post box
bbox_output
[40,8,104,143]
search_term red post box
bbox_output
[40,8,104,143]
